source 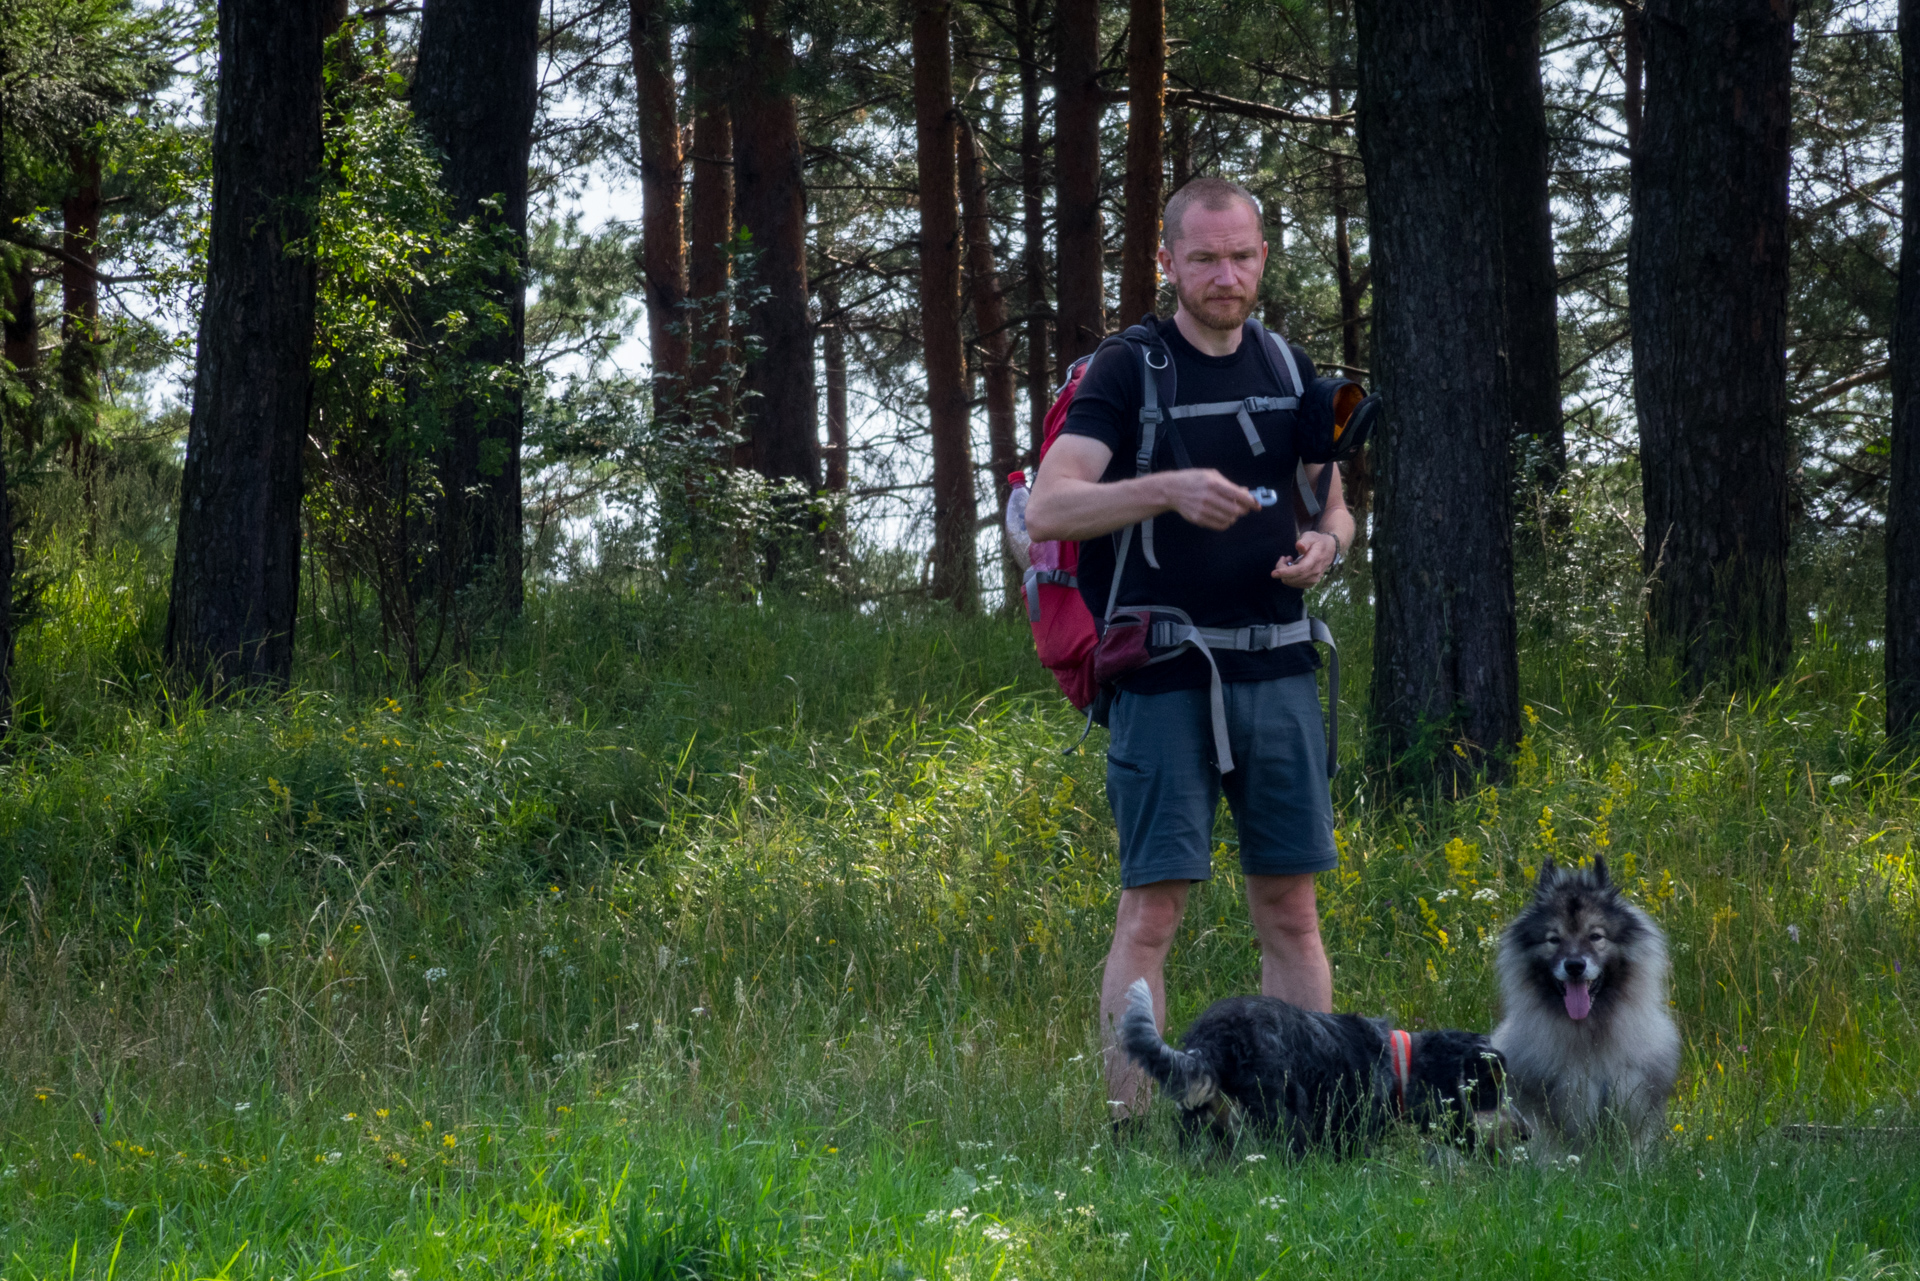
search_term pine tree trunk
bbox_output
[412,0,539,615]
[688,41,735,443]
[1119,0,1164,322]
[1014,0,1050,461]
[1889,0,1920,740]
[631,0,689,427]
[4,258,38,450]
[164,0,325,690]
[1630,0,1792,685]
[1357,0,1520,787]
[1054,0,1105,369]
[1485,0,1563,490]
[961,114,1021,608]
[915,0,978,611]
[60,144,102,466]
[730,0,819,490]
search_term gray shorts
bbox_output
[1105,674,1337,887]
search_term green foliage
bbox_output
[300,23,526,686]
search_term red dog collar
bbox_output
[1388,1029,1413,1115]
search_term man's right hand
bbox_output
[1159,468,1260,531]
[1028,435,1260,542]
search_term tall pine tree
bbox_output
[165,0,327,688]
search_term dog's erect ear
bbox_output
[1534,857,1561,893]
[1591,854,1611,887]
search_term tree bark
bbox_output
[164,0,325,689]
[60,144,102,465]
[1119,0,1164,322]
[1054,0,1105,369]
[4,255,39,454]
[1014,0,1050,461]
[631,0,689,428]
[1485,0,1563,489]
[915,0,978,611]
[1630,0,1792,685]
[961,113,1020,608]
[1356,0,1520,787]
[412,0,539,614]
[688,38,735,444]
[730,0,819,489]
[1889,0,1920,740]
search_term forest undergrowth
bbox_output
[1,500,1918,1279]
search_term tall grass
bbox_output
[1,492,1917,1277]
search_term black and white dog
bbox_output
[1492,856,1681,1152]
[1120,978,1519,1156]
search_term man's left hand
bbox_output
[1272,531,1340,588]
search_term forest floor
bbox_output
[1,553,1917,1279]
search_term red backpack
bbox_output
[1007,355,1103,709]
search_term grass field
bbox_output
[2,524,1918,1278]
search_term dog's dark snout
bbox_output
[1563,956,1587,979]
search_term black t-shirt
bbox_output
[1061,316,1328,695]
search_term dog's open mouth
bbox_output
[1561,979,1592,1020]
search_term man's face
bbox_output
[1158,201,1268,332]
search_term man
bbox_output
[1023,177,1354,1121]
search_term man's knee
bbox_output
[1114,881,1190,952]
[1247,874,1321,941]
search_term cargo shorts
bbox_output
[1104,674,1338,887]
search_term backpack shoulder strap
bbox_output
[1249,318,1324,520]
[1116,321,1176,571]
[1247,317,1304,397]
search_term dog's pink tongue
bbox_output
[1563,981,1592,1020]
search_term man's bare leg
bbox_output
[1099,879,1191,1118]
[1244,872,1331,1011]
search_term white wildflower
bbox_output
[983,1224,1013,1243]
[1243,1153,1267,1163]
[1257,1195,1287,1208]
[233,1101,252,1113]
[1472,888,1499,903]
[424,967,447,984]
[255,933,271,947]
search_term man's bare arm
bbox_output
[1025,434,1260,543]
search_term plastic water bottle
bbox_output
[1004,470,1033,570]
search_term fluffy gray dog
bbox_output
[1492,856,1681,1152]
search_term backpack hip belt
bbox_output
[1110,606,1339,779]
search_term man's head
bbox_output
[1159,178,1267,333]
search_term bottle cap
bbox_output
[1008,470,1027,487]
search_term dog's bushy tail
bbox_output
[1120,978,1217,1108]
